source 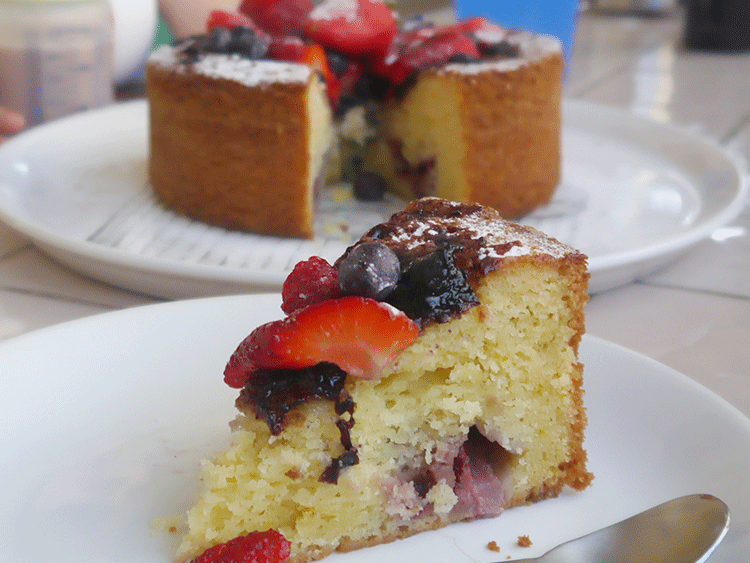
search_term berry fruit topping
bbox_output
[266,35,307,61]
[203,25,272,59]
[281,256,341,315]
[338,241,400,300]
[382,28,481,85]
[299,43,341,104]
[228,296,419,382]
[352,170,387,201]
[240,362,347,435]
[239,0,313,37]
[206,10,262,33]
[386,247,479,326]
[304,0,397,58]
[192,529,290,563]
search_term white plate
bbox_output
[0,100,746,299]
[1,294,748,563]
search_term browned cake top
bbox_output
[350,197,585,281]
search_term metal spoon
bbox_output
[508,494,730,563]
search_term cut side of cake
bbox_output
[176,198,592,563]
[364,31,563,219]
[146,1,564,239]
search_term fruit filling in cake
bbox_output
[147,0,563,238]
[175,198,592,563]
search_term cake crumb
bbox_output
[151,516,182,535]
[487,540,501,552]
[517,535,533,547]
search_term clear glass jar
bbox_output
[0,0,114,127]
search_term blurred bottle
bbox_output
[0,0,114,128]
[684,0,750,51]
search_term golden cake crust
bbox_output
[458,54,563,218]
[147,60,325,238]
[365,51,563,220]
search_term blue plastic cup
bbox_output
[454,0,580,65]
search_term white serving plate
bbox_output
[0,100,745,298]
[0,294,748,562]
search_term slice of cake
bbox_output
[176,198,592,563]
[146,1,564,239]
[148,47,333,238]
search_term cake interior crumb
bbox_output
[487,540,501,552]
[517,535,533,547]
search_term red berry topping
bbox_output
[224,334,258,388]
[239,0,313,37]
[304,0,397,58]
[193,530,290,563]
[228,296,419,383]
[267,35,307,61]
[206,10,261,32]
[383,28,481,85]
[299,44,341,105]
[281,256,341,315]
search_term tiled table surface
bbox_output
[1,9,749,418]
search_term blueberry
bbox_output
[338,241,401,300]
[447,53,480,64]
[478,40,520,59]
[228,26,269,59]
[353,171,387,202]
[204,26,232,53]
[385,247,479,325]
[325,49,350,78]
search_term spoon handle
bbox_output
[499,494,730,563]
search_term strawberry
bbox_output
[193,530,290,563]
[267,35,307,61]
[281,256,341,314]
[381,28,481,85]
[226,296,419,385]
[224,333,258,388]
[299,44,341,105]
[206,10,263,33]
[303,0,397,58]
[239,0,313,37]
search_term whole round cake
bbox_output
[174,198,592,563]
[147,0,563,238]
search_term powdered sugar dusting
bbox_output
[376,198,576,261]
[444,32,562,75]
[309,0,360,22]
[149,45,311,86]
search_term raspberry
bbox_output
[281,256,341,314]
[193,530,290,563]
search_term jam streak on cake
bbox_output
[237,362,348,436]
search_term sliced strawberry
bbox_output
[383,28,481,85]
[300,43,341,105]
[230,296,419,383]
[224,333,258,388]
[239,0,313,37]
[194,530,290,563]
[304,0,397,58]
[281,256,341,315]
[206,10,261,33]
